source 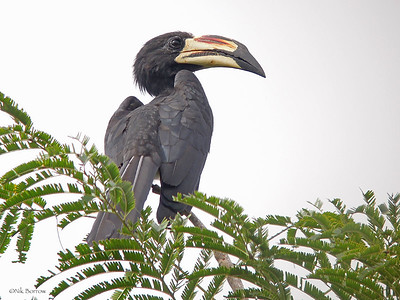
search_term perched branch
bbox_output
[189,212,245,293]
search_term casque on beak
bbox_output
[175,35,265,78]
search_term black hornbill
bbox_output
[87,31,265,245]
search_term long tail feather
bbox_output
[87,156,158,245]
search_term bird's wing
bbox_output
[104,96,144,168]
[155,70,213,221]
[87,96,161,244]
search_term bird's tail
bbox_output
[86,156,158,245]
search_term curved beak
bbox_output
[175,35,265,78]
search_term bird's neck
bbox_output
[145,74,175,97]
[135,65,202,97]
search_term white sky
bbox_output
[1,1,399,299]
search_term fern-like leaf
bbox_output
[0,92,32,126]
[0,208,19,255]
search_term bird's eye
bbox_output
[168,37,183,50]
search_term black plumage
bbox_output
[87,31,264,244]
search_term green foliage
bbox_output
[0,91,134,263]
[267,192,400,299]
[1,92,400,299]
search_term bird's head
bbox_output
[133,31,265,96]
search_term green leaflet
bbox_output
[202,275,225,299]
[0,208,19,254]
[14,209,35,263]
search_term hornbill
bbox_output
[87,32,265,245]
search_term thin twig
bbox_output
[267,225,294,242]
[55,215,65,252]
